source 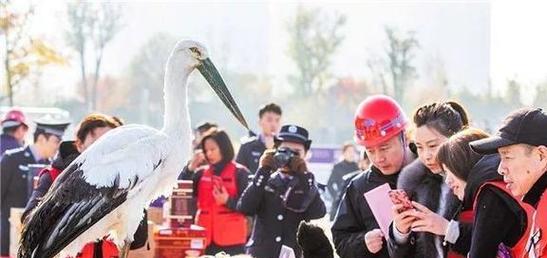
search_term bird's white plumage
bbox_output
[76,124,172,189]
[22,40,211,257]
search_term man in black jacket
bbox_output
[236,103,282,174]
[327,143,359,218]
[331,95,414,258]
[238,124,326,258]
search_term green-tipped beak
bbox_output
[197,58,249,129]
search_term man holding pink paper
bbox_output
[331,95,415,258]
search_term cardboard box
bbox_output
[148,206,165,225]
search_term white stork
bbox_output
[18,40,248,258]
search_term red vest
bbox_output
[448,181,534,258]
[195,161,247,247]
[44,168,120,258]
[40,167,62,181]
[76,238,119,258]
[474,181,534,257]
[446,210,474,258]
[527,190,547,258]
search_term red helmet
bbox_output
[1,109,28,128]
[354,95,407,148]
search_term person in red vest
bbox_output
[469,108,547,258]
[22,113,148,258]
[421,128,533,258]
[180,128,250,255]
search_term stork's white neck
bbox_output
[161,55,192,139]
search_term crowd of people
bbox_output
[0,95,545,258]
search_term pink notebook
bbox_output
[363,183,394,239]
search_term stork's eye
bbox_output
[190,47,200,55]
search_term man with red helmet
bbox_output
[1,109,29,157]
[331,95,414,258]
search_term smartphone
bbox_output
[388,189,413,212]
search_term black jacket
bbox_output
[236,136,266,174]
[465,154,528,258]
[1,146,46,255]
[238,167,326,258]
[386,160,461,258]
[330,170,363,221]
[331,166,398,258]
[522,172,547,208]
[327,160,359,219]
[0,134,22,158]
[1,146,46,211]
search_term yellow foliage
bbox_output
[30,40,67,65]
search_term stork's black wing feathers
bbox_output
[18,161,131,258]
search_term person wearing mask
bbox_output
[469,108,547,258]
[418,128,533,257]
[327,143,359,213]
[21,113,148,258]
[1,109,29,157]
[238,124,326,258]
[236,103,282,173]
[331,95,414,258]
[1,117,69,257]
[180,128,249,255]
[387,101,469,258]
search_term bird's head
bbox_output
[171,39,249,129]
[172,40,209,68]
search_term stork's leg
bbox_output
[119,240,131,258]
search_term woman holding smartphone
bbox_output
[387,101,470,258]
[179,128,250,255]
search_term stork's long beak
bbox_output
[197,58,249,129]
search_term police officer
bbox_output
[238,124,326,258]
[1,109,29,157]
[0,117,69,257]
[236,103,282,174]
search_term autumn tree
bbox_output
[1,0,65,106]
[65,1,123,111]
[286,6,346,97]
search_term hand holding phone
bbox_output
[388,189,413,212]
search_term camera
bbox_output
[274,147,299,169]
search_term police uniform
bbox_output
[236,135,266,174]
[0,119,69,256]
[237,125,326,258]
[1,109,28,157]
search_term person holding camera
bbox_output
[237,124,326,258]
